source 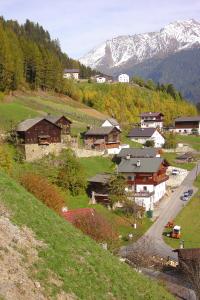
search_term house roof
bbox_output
[104,118,119,126]
[175,116,200,122]
[88,173,112,184]
[85,126,120,136]
[140,112,164,117]
[173,248,200,260]
[128,128,156,138]
[64,69,80,73]
[118,157,164,173]
[16,117,61,132]
[46,115,72,124]
[16,117,44,132]
[117,148,157,158]
[62,208,96,224]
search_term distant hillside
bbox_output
[0,17,96,94]
[62,82,197,126]
[0,171,173,299]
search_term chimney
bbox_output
[87,125,91,130]
[126,154,131,160]
[136,160,141,167]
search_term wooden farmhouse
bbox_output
[84,126,121,154]
[16,116,70,162]
[88,173,112,205]
[140,112,164,129]
[46,115,72,135]
[174,116,200,134]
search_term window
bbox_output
[143,186,147,191]
[127,176,132,180]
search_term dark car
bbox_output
[188,189,193,196]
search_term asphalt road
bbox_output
[120,162,200,260]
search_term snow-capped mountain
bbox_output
[80,19,200,73]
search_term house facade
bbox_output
[174,116,200,134]
[118,74,129,83]
[63,69,79,80]
[84,126,121,154]
[128,128,165,148]
[118,157,169,211]
[96,77,106,83]
[16,117,64,161]
[140,112,164,129]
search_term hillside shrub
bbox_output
[0,144,13,174]
[73,212,119,245]
[20,173,65,214]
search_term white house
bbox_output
[101,118,120,130]
[118,157,169,211]
[63,69,79,80]
[140,112,164,129]
[118,74,129,83]
[128,128,165,148]
[174,116,200,134]
[96,77,106,83]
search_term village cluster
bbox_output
[16,109,200,215]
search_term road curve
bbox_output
[120,162,200,260]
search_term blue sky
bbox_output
[1,0,200,58]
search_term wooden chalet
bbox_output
[84,126,121,151]
[88,173,112,205]
[174,116,200,134]
[46,115,72,135]
[16,117,61,145]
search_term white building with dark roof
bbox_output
[174,116,200,134]
[118,157,169,211]
[128,128,165,148]
[101,118,120,130]
[63,69,79,80]
[140,112,164,129]
[118,74,129,83]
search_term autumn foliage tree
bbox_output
[20,173,65,214]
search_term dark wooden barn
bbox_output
[46,115,72,135]
[16,117,61,145]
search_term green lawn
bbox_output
[164,175,200,249]
[0,172,173,299]
[162,152,195,171]
[176,134,200,151]
[78,156,116,178]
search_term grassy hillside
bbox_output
[164,175,200,249]
[0,171,173,299]
[0,91,106,133]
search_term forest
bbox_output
[63,80,197,126]
[0,17,96,92]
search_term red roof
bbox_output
[62,208,96,224]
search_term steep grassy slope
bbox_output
[0,171,173,299]
[0,92,106,132]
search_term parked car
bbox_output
[188,189,193,196]
[172,169,180,175]
[181,196,189,201]
[183,191,189,197]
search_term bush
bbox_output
[0,144,13,174]
[20,173,65,214]
[144,140,154,147]
[73,211,119,244]
[164,132,177,149]
[56,149,87,195]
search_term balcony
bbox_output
[127,191,154,198]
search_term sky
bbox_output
[1,0,200,59]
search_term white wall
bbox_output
[118,74,129,83]
[96,77,106,83]
[63,73,79,80]
[151,130,165,148]
[141,121,163,129]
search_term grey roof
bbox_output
[140,112,164,117]
[85,126,120,136]
[64,69,80,73]
[16,117,44,132]
[88,173,112,184]
[175,116,200,122]
[117,148,157,158]
[118,157,164,173]
[128,128,156,138]
[104,118,119,126]
[46,115,72,124]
